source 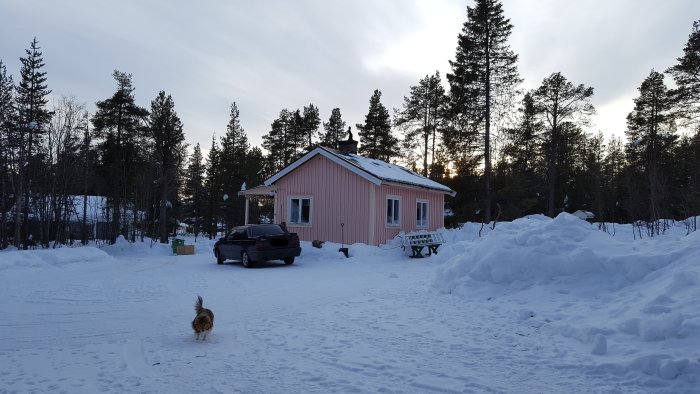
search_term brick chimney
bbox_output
[337,126,358,154]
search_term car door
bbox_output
[228,227,247,260]
[219,231,237,259]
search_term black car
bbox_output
[213,224,301,268]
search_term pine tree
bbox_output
[147,91,187,243]
[625,70,677,232]
[183,143,205,237]
[531,72,595,217]
[320,108,347,149]
[262,109,301,173]
[357,89,398,161]
[667,20,700,127]
[91,70,148,243]
[301,103,320,151]
[396,71,448,176]
[446,0,521,222]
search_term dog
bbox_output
[192,295,214,341]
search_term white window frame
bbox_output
[386,195,401,227]
[288,195,312,226]
[416,199,429,228]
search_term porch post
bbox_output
[244,196,250,225]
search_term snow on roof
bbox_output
[265,146,456,195]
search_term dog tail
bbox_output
[195,295,204,314]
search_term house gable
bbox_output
[265,147,381,187]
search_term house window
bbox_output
[417,199,428,227]
[289,196,312,225]
[387,196,400,226]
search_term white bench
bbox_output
[401,232,444,258]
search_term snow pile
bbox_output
[435,213,700,386]
[0,246,112,271]
[436,213,686,289]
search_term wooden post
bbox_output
[244,195,250,225]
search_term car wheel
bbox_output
[215,248,224,264]
[242,251,253,268]
[283,257,295,265]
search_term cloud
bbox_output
[1,0,699,151]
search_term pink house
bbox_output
[241,138,455,246]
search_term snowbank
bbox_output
[434,213,700,386]
[435,213,690,289]
[0,246,112,271]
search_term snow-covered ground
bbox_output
[1,213,699,393]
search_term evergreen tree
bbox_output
[147,91,187,243]
[497,92,546,218]
[395,71,448,176]
[241,146,269,224]
[602,136,626,223]
[625,70,677,232]
[671,130,700,224]
[261,111,288,173]
[262,109,300,173]
[531,72,595,217]
[667,20,700,127]
[290,109,305,158]
[183,143,205,237]
[446,0,521,222]
[320,108,347,149]
[357,89,398,161]
[219,102,249,229]
[203,135,222,238]
[13,38,52,247]
[0,61,14,248]
[91,70,148,243]
[301,103,320,151]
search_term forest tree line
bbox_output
[1,0,700,249]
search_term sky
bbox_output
[1,0,699,152]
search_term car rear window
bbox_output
[249,225,285,237]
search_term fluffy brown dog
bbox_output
[192,296,214,340]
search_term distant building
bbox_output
[572,210,595,221]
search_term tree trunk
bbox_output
[483,22,492,223]
[159,177,168,243]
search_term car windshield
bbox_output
[248,225,285,237]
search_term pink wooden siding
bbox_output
[273,154,446,246]
[372,184,445,245]
[274,154,371,245]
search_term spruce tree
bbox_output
[498,92,546,218]
[531,72,595,217]
[625,70,677,232]
[667,20,700,127]
[219,102,249,229]
[91,71,148,243]
[356,89,398,161]
[147,91,187,243]
[183,143,205,237]
[0,61,14,248]
[446,0,520,222]
[320,108,347,149]
[203,135,222,238]
[603,136,626,223]
[13,38,52,247]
